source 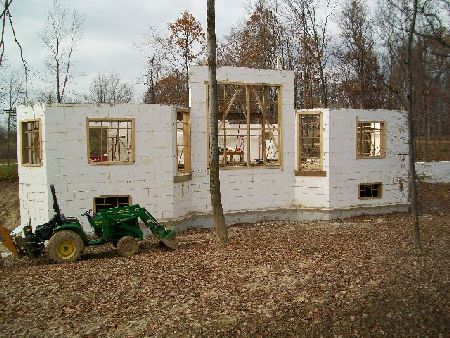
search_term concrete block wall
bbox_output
[328,109,409,209]
[17,104,178,230]
[17,104,51,227]
[16,67,411,232]
[416,161,450,183]
[188,66,296,214]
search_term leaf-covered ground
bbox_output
[0,177,19,230]
[0,183,449,337]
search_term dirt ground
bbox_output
[0,182,449,337]
[0,178,19,230]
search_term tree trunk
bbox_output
[7,83,12,165]
[207,0,228,244]
[406,0,421,252]
[56,59,61,103]
[318,66,327,108]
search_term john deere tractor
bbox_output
[0,185,177,263]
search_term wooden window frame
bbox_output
[21,118,42,167]
[86,117,135,165]
[358,182,383,199]
[175,108,192,179]
[356,120,386,159]
[206,81,282,169]
[296,111,326,176]
[93,195,132,213]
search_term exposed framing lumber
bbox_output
[86,117,135,165]
[20,118,42,167]
[356,119,386,159]
[206,82,282,168]
[296,111,324,175]
[175,108,192,177]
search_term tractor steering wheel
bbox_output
[81,209,92,218]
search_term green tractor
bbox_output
[3,185,177,263]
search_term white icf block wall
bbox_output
[16,67,411,231]
[187,66,296,215]
[17,105,51,227]
[17,104,178,230]
[416,161,450,183]
[294,109,409,209]
[328,109,409,209]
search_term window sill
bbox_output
[356,156,386,159]
[295,170,326,177]
[174,173,192,183]
[22,163,43,167]
[89,161,135,166]
[219,164,281,170]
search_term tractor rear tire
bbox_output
[47,230,85,264]
[117,236,139,257]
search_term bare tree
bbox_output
[406,0,421,252]
[219,1,282,70]
[336,0,383,109]
[143,12,205,107]
[143,55,162,104]
[285,0,332,108]
[0,67,23,162]
[87,73,133,104]
[1,67,23,107]
[41,0,84,104]
[207,0,228,244]
[1,0,28,93]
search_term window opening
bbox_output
[176,109,191,174]
[88,119,134,164]
[93,195,131,213]
[21,120,41,165]
[212,83,280,167]
[359,183,382,199]
[298,113,322,172]
[357,121,385,158]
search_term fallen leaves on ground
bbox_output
[0,183,449,337]
[0,179,19,230]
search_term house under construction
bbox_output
[17,66,409,231]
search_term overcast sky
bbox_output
[2,0,248,104]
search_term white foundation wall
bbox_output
[18,104,178,230]
[188,66,296,214]
[328,109,409,209]
[294,109,331,208]
[17,105,52,228]
[416,161,450,183]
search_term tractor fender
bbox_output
[53,223,89,244]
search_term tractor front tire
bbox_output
[117,236,139,257]
[47,230,85,264]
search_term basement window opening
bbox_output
[359,183,382,199]
[357,121,385,158]
[87,118,134,164]
[176,109,191,175]
[208,83,281,168]
[21,119,42,166]
[93,196,131,213]
[297,112,325,176]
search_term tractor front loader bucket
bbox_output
[0,225,19,256]
[158,230,178,250]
